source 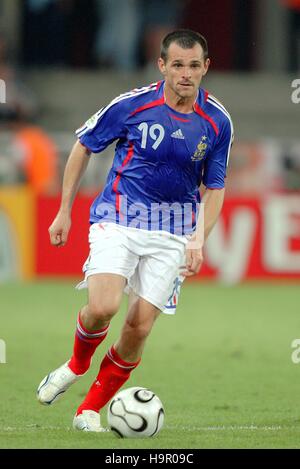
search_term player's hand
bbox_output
[48,211,71,247]
[183,237,204,277]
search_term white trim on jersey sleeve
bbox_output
[75,82,158,138]
[207,96,234,167]
[207,94,229,116]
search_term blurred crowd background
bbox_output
[0,0,299,282]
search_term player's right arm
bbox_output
[49,140,91,247]
[50,94,130,247]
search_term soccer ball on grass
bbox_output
[107,386,164,438]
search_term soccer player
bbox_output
[37,29,233,432]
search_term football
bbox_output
[107,386,164,438]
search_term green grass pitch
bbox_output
[0,280,300,449]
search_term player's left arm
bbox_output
[183,115,233,277]
[183,188,224,277]
[201,186,225,240]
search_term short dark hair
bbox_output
[160,29,208,62]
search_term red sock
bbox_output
[68,314,109,375]
[76,345,140,415]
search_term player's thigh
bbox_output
[127,288,139,311]
[87,273,126,317]
[124,292,161,335]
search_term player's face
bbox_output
[158,42,210,100]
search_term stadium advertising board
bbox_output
[0,185,35,280]
[35,194,300,281]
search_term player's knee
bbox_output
[87,300,119,322]
[124,318,152,341]
[135,326,151,341]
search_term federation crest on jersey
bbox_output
[192,135,208,161]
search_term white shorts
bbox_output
[76,222,187,314]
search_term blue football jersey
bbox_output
[76,81,233,235]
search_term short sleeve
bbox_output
[202,116,234,189]
[75,98,129,154]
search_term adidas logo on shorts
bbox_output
[171,129,185,139]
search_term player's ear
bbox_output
[203,58,210,76]
[158,57,167,76]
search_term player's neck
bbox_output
[164,88,198,114]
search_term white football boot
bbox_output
[37,361,82,405]
[73,410,108,432]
